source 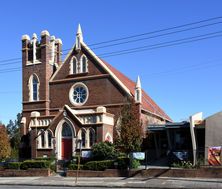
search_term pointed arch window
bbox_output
[62,122,72,138]
[78,129,87,148]
[29,74,40,101]
[80,55,88,73]
[48,130,53,148]
[89,128,95,147]
[81,130,86,148]
[37,130,54,149]
[33,76,38,101]
[70,56,78,74]
[41,132,45,148]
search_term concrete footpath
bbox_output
[0,175,222,188]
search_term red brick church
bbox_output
[20,25,171,160]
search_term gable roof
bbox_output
[101,60,172,122]
[50,31,172,122]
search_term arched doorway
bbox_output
[61,122,72,160]
[55,118,76,160]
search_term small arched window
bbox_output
[70,56,78,74]
[29,74,39,101]
[73,57,77,74]
[89,128,95,147]
[48,130,52,148]
[81,130,86,148]
[37,129,54,149]
[80,55,88,73]
[33,76,38,101]
[41,131,45,148]
[78,129,86,148]
[62,122,72,137]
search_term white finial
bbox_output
[51,35,56,41]
[77,23,82,35]
[41,30,50,36]
[136,76,141,88]
[32,33,37,39]
[50,36,56,64]
[22,34,30,41]
[76,24,83,50]
[135,76,142,104]
[55,38,63,45]
[32,33,37,63]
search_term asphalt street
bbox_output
[0,176,222,188]
[0,186,134,189]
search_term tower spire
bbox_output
[77,24,82,36]
[135,76,142,104]
[136,76,141,89]
[76,24,83,50]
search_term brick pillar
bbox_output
[31,128,38,159]
[55,38,62,66]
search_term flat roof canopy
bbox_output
[147,121,189,132]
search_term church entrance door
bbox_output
[61,122,72,160]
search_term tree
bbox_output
[117,99,143,154]
[0,124,11,160]
[6,113,21,158]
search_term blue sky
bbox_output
[0,0,222,124]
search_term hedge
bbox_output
[35,157,55,163]
[6,162,21,169]
[68,164,84,170]
[20,160,50,170]
[84,160,114,171]
[116,157,129,169]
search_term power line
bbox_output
[100,32,222,58]
[0,58,22,63]
[1,15,222,64]
[0,91,21,94]
[0,68,21,73]
[92,21,222,50]
[89,16,222,46]
[143,58,222,77]
[1,30,222,73]
[0,60,21,66]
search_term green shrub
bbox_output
[116,157,129,169]
[50,163,56,172]
[84,160,114,171]
[70,156,80,164]
[130,159,140,169]
[172,161,193,169]
[6,162,21,169]
[68,163,84,170]
[117,152,127,158]
[20,160,50,170]
[92,142,117,160]
[35,157,55,163]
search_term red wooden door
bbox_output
[61,138,72,160]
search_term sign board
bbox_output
[208,146,221,166]
[172,151,188,161]
[132,152,145,160]
[81,150,92,158]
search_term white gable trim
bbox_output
[81,41,132,96]
[50,41,132,96]
[49,44,76,82]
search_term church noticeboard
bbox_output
[81,150,92,158]
[132,152,145,160]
